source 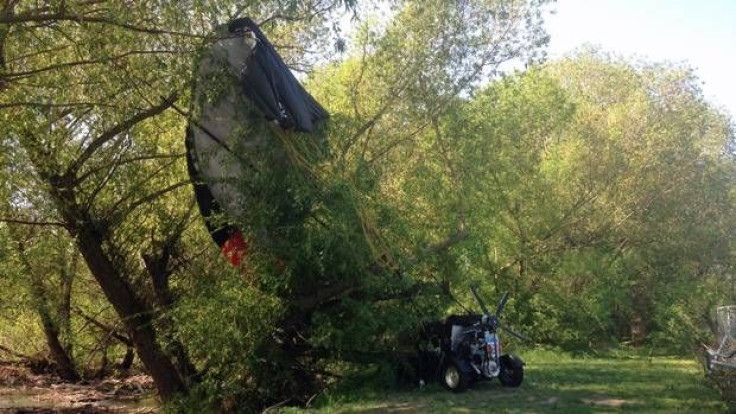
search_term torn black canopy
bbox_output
[228,17,329,133]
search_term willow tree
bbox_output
[546,52,736,347]
[432,51,736,349]
[169,0,554,408]
[0,0,357,403]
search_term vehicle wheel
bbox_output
[498,359,524,387]
[441,358,470,392]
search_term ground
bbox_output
[0,363,156,413]
[278,349,728,413]
[0,349,728,413]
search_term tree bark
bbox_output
[40,317,79,381]
[118,347,135,370]
[58,250,76,354]
[143,244,198,381]
[72,220,187,400]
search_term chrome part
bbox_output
[444,365,461,389]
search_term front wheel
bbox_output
[498,355,524,387]
[441,358,470,392]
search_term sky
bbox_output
[545,0,736,118]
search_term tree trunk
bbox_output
[14,237,80,382]
[57,249,77,354]
[118,347,135,371]
[41,319,79,381]
[629,283,650,345]
[143,249,198,381]
[73,222,187,400]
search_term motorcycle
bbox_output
[419,286,528,392]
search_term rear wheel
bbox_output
[442,358,470,392]
[498,357,524,387]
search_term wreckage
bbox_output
[185,18,329,265]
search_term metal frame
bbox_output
[705,306,736,371]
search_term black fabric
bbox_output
[228,18,329,133]
[445,314,482,328]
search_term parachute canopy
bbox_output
[227,18,329,133]
[185,18,329,264]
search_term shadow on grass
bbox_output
[292,351,727,414]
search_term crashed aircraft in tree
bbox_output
[185,18,329,265]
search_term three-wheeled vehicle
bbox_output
[418,286,528,392]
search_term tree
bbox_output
[434,51,736,349]
[0,0,359,403]
[175,0,554,408]
[191,0,555,406]
[11,227,80,380]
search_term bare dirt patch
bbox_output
[581,396,640,408]
[0,363,157,413]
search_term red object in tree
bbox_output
[222,231,248,266]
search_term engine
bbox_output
[469,330,499,378]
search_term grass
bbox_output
[279,349,728,413]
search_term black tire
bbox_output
[441,358,470,392]
[498,358,524,387]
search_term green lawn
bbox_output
[280,349,728,413]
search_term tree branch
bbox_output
[75,152,185,185]
[0,217,67,228]
[294,280,358,313]
[0,11,207,38]
[73,307,132,347]
[2,49,191,80]
[405,227,470,267]
[0,101,108,109]
[258,2,339,27]
[108,181,190,227]
[0,1,13,92]
[67,93,177,176]
[98,155,181,218]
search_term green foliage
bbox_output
[3,0,735,410]
[436,50,736,353]
[169,261,284,410]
